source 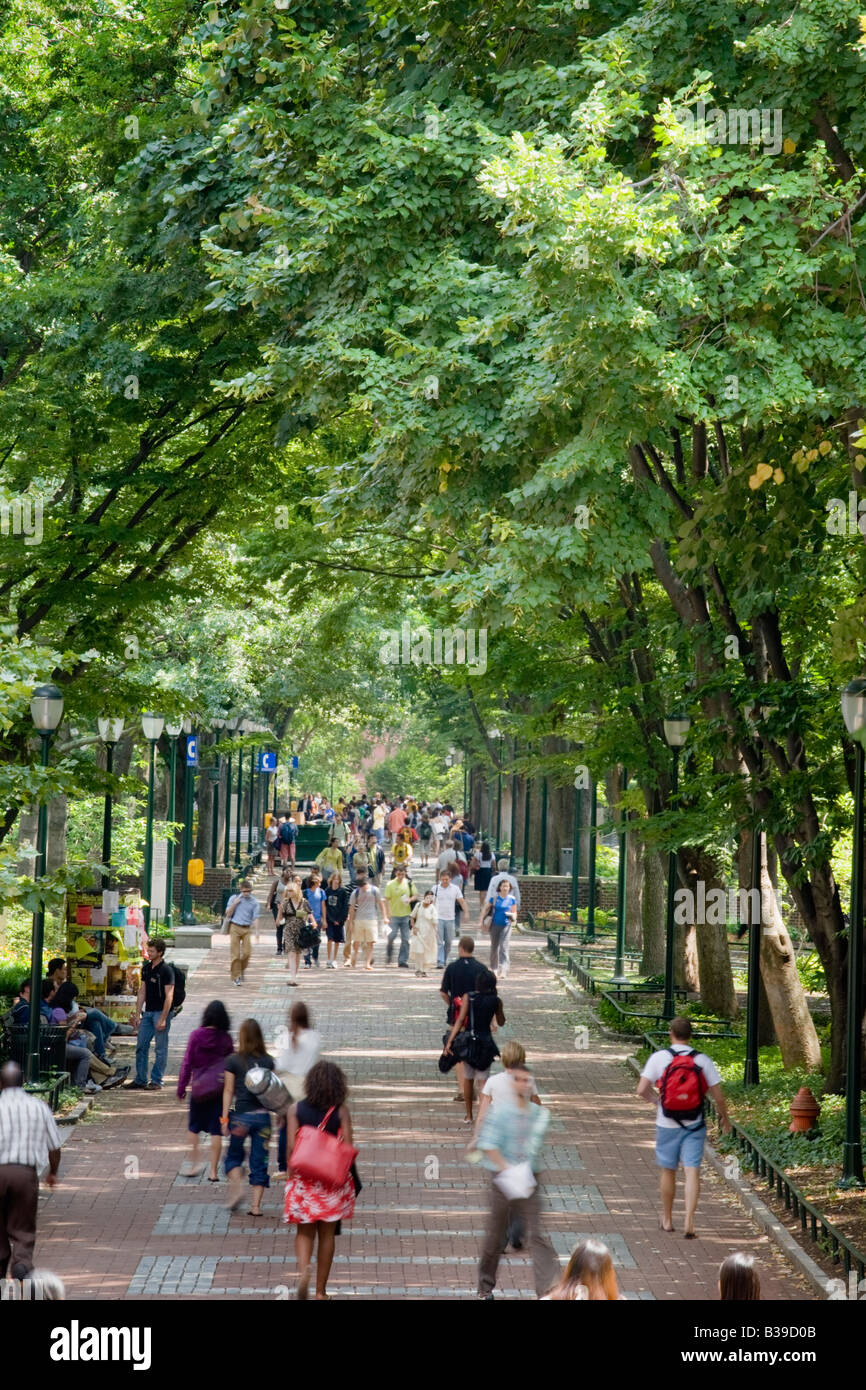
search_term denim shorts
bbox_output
[655,1123,706,1169]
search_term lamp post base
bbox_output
[181,910,196,926]
[837,1174,866,1191]
[609,973,629,986]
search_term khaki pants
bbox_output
[478,1178,558,1298]
[230,924,252,979]
[343,920,354,962]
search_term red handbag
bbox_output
[290,1106,358,1189]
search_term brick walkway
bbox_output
[34,868,814,1300]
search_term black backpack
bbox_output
[166,964,186,1012]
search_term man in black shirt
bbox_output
[440,936,484,1103]
[127,939,175,1090]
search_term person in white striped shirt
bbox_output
[0,1062,62,1279]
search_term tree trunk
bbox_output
[641,849,666,974]
[759,853,821,1071]
[625,825,643,950]
[680,850,738,1018]
[675,920,700,992]
[45,795,68,877]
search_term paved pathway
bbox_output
[34,866,812,1300]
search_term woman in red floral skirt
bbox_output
[283,1059,356,1300]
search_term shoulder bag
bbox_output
[290,1105,358,1189]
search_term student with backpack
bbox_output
[636,1017,731,1238]
[127,938,177,1090]
[278,815,298,866]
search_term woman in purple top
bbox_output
[177,1000,234,1179]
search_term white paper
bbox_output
[89,965,107,983]
[102,890,119,913]
[493,1162,536,1202]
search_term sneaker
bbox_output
[146,1081,163,1090]
[124,1080,148,1090]
[398,962,409,969]
[84,1080,102,1093]
[102,1066,130,1090]
[326,961,335,969]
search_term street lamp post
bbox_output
[487,729,502,853]
[235,720,247,868]
[540,776,548,875]
[510,739,518,870]
[27,684,64,1083]
[180,718,197,925]
[840,678,866,1187]
[211,718,224,869]
[611,766,629,985]
[97,716,124,890]
[248,738,258,853]
[662,713,691,1020]
[223,723,234,867]
[164,719,183,931]
[522,761,531,876]
[141,712,165,933]
[570,751,584,926]
[586,777,598,940]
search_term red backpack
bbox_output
[657,1048,708,1127]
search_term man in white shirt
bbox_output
[0,1062,62,1279]
[432,870,466,968]
[636,1018,731,1238]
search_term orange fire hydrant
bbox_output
[789,1087,821,1133]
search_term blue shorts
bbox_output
[655,1123,706,1169]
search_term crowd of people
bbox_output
[0,789,765,1303]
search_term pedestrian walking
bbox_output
[410,890,438,976]
[417,813,433,866]
[280,876,316,987]
[433,869,466,968]
[471,842,496,921]
[488,877,518,978]
[472,1040,541,1250]
[719,1252,761,1300]
[127,938,175,1091]
[346,874,386,969]
[636,1017,731,1237]
[485,859,521,909]
[323,871,351,968]
[221,1018,274,1216]
[384,864,418,968]
[542,1239,620,1301]
[0,1062,62,1280]
[284,1060,357,1300]
[278,814,297,866]
[224,879,259,986]
[275,1003,323,1174]
[444,968,503,1123]
[366,833,385,886]
[476,1062,558,1300]
[392,827,414,873]
[315,835,343,882]
[268,868,292,955]
[303,871,325,968]
[265,817,279,873]
[439,936,484,1104]
[177,1000,234,1180]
